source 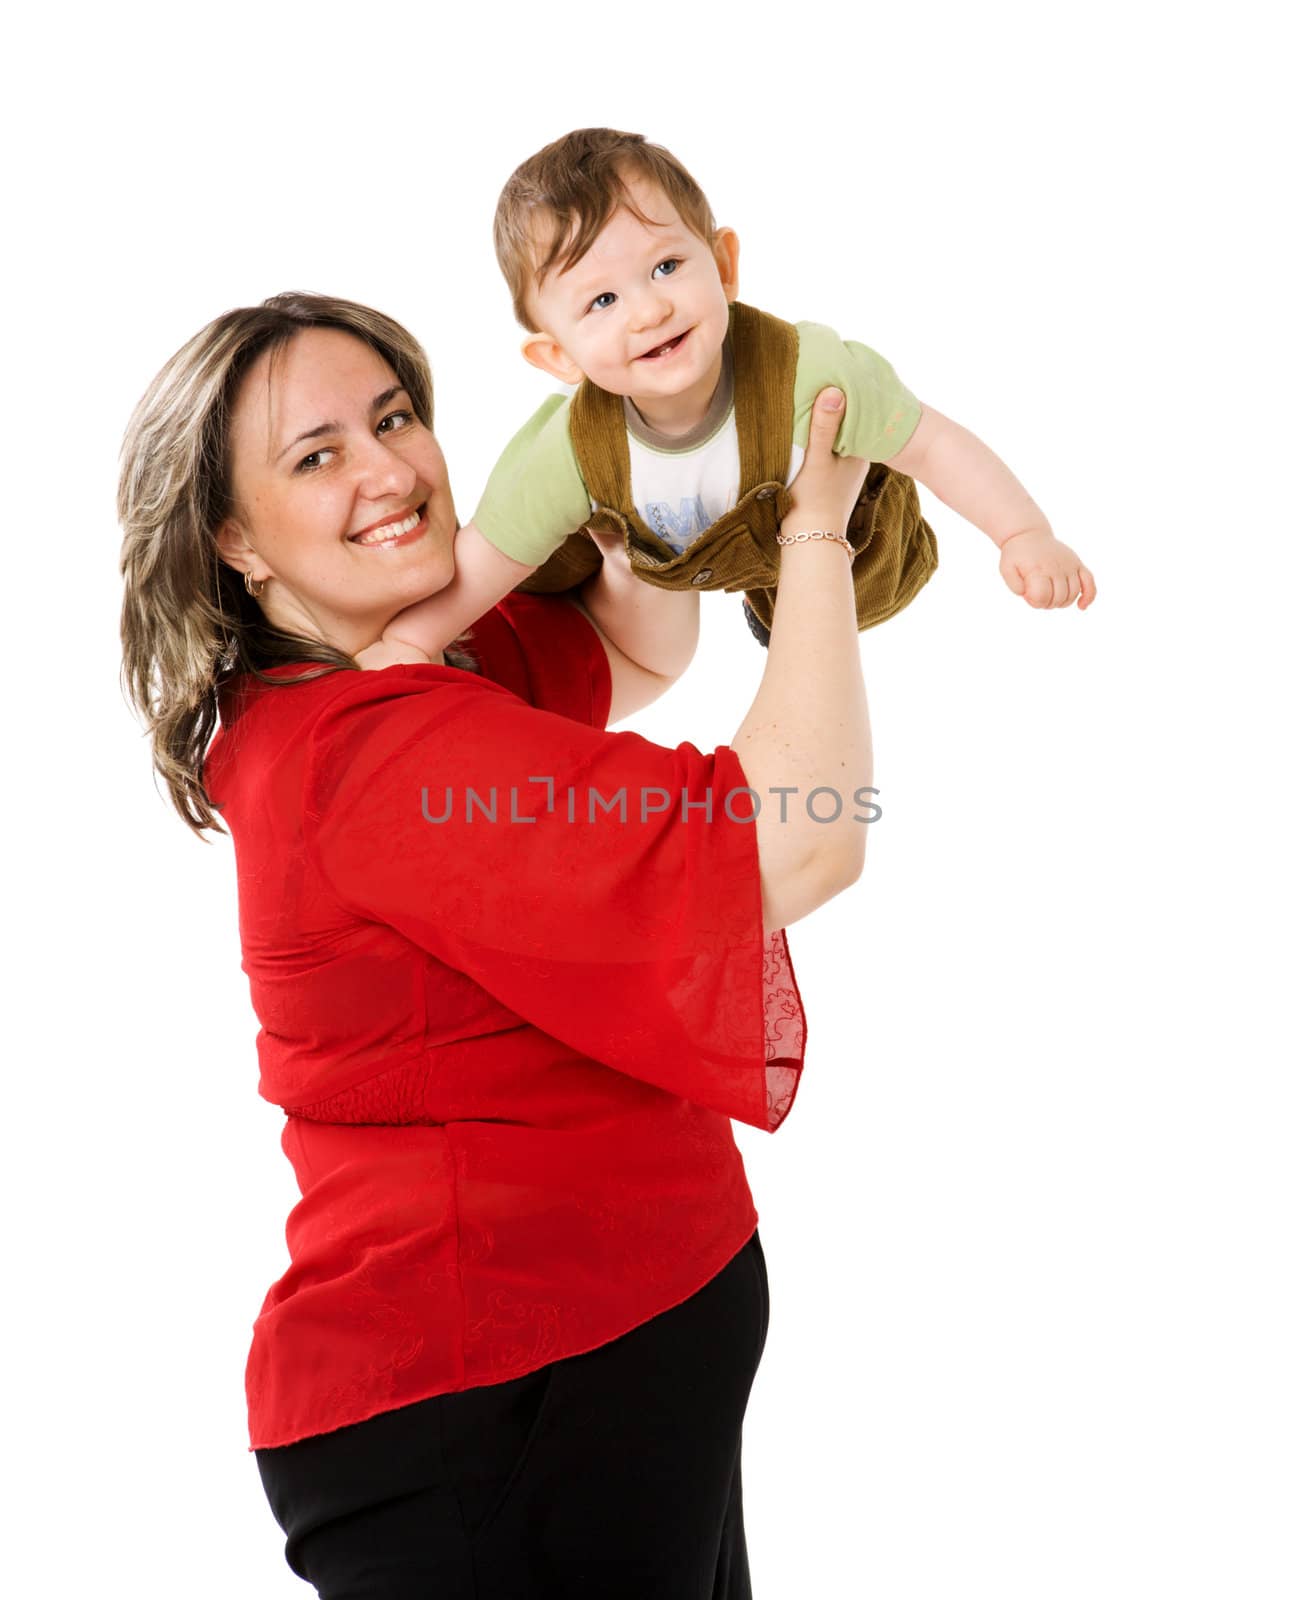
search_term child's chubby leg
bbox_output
[354,523,538,669]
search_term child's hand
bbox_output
[375,593,461,658]
[999,531,1097,610]
[353,637,435,671]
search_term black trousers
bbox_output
[255,1229,770,1598]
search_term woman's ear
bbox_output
[215,517,258,579]
[712,227,740,303]
[520,334,585,386]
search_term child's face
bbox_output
[522,171,739,406]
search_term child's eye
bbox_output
[588,291,617,313]
[653,258,681,279]
[377,408,414,435]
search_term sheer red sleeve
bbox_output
[461,592,612,728]
[302,669,805,1132]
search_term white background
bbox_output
[6,1,1292,1595]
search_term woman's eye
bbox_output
[653,258,680,279]
[377,408,414,435]
[295,448,333,474]
[588,291,617,313]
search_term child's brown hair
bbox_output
[494,128,718,332]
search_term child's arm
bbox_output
[882,405,1096,610]
[354,522,538,669]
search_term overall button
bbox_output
[691,568,713,585]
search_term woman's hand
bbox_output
[574,520,699,691]
[786,388,871,532]
[582,521,633,573]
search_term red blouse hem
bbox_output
[247,1209,762,1452]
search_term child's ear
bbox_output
[520,333,585,386]
[712,227,740,302]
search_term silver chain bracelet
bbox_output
[775,528,854,557]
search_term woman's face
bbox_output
[217,326,458,658]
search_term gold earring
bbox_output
[244,571,266,599]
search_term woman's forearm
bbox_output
[725,387,879,936]
[731,535,872,934]
[577,557,700,680]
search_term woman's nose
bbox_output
[354,434,417,500]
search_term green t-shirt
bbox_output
[473,319,922,566]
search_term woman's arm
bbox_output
[729,388,875,937]
[564,595,687,726]
[573,526,701,684]
[567,524,701,724]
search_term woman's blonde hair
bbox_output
[118,290,477,840]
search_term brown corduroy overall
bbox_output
[515,301,939,646]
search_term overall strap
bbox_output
[730,301,799,494]
[569,301,800,510]
[568,375,633,512]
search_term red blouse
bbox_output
[203,592,806,1451]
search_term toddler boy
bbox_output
[358,128,1093,669]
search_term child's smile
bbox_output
[635,328,692,362]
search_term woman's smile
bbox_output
[348,501,429,548]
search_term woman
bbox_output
[119,291,873,1598]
